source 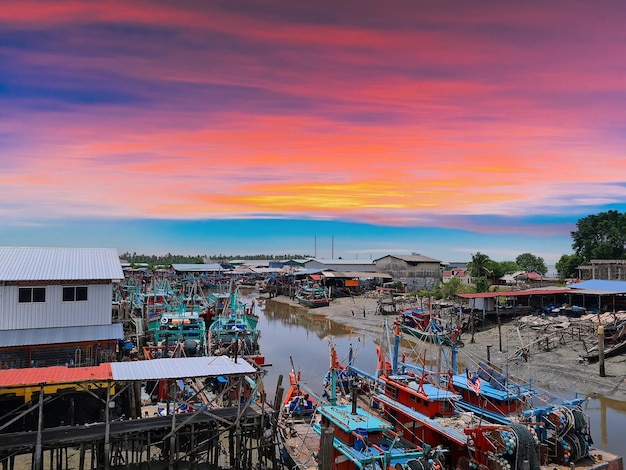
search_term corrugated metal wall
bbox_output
[0,283,113,330]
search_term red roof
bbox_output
[0,363,113,388]
[458,288,571,299]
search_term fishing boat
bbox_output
[346,318,593,468]
[280,341,448,470]
[295,282,331,308]
[208,283,264,366]
[282,356,317,420]
[581,319,626,362]
[144,308,208,359]
[400,308,458,346]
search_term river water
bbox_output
[255,297,625,458]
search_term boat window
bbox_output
[385,384,399,399]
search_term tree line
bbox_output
[121,210,622,293]
[119,252,312,266]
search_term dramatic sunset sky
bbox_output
[1,1,625,263]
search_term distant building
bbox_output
[577,260,626,281]
[442,267,472,284]
[374,254,441,291]
[0,247,124,369]
[500,271,538,285]
[303,258,376,272]
[170,263,224,274]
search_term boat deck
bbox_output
[280,420,320,470]
[557,449,623,470]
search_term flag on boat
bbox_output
[466,368,481,395]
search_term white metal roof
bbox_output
[110,356,256,380]
[322,271,392,279]
[0,247,124,281]
[0,324,124,348]
[170,263,224,272]
[307,258,375,265]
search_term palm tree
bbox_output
[468,252,491,278]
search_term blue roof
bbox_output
[570,279,626,293]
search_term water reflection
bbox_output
[263,299,356,338]
[256,297,625,458]
[257,299,377,402]
[583,393,626,454]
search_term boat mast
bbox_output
[329,340,338,406]
[392,317,402,375]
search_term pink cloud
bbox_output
[2,1,626,228]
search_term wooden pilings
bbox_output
[0,403,285,469]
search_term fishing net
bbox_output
[511,423,541,470]
[572,408,587,431]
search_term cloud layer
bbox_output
[2,1,626,260]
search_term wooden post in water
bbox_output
[498,314,502,352]
[34,384,44,470]
[319,426,334,470]
[271,375,284,470]
[598,323,606,377]
[104,380,112,470]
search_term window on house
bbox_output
[63,286,88,302]
[18,287,46,303]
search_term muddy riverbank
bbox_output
[262,293,626,402]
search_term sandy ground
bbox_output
[265,293,626,402]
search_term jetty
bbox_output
[0,357,284,470]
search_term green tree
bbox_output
[440,278,462,299]
[571,210,626,261]
[467,252,491,278]
[555,253,585,280]
[515,253,547,275]
[498,261,520,275]
[474,276,490,293]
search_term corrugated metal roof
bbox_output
[323,271,392,279]
[570,279,626,293]
[458,288,571,299]
[110,356,256,381]
[0,363,113,388]
[0,324,124,348]
[373,254,442,263]
[171,264,224,272]
[0,356,257,387]
[0,247,124,281]
[308,259,375,265]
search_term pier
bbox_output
[0,357,287,470]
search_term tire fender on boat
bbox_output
[161,317,169,324]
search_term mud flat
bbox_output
[264,294,626,403]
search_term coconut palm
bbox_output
[468,252,491,278]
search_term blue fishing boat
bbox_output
[208,283,264,366]
[280,341,447,470]
[295,282,331,308]
[346,318,593,468]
